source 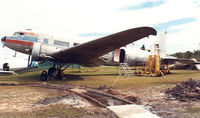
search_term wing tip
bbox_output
[139,26,157,36]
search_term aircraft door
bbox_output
[113,49,126,63]
[119,49,125,63]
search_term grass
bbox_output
[58,67,200,90]
[0,105,86,118]
[1,66,200,90]
[186,107,200,114]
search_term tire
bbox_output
[55,68,62,80]
[40,71,48,81]
[48,67,56,76]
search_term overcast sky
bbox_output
[0,0,200,58]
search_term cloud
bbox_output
[153,17,196,34]
[193,0,200,7]
[0,0,200,55]
[120,0,165,11]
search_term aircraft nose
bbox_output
[1,36,6,42]
[1,36,7,46]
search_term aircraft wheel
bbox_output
[47,67,57,80]
[48,67,56,76]
[40,71,48,81]
[55,68,63,80]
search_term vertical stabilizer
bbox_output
[192,58,200,70]
[150,31,167,56]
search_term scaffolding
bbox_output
[119,63,135,76]
[136,44,162,77]
[118,44,170,77]
[137,55,161,76]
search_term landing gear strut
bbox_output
[40,63,71,81]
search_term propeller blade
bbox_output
[27,54,31,69]
[13,51,17,57]
[27,49,32,69]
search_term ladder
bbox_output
[119,63,135,76]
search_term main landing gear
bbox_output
[40,63,71,81]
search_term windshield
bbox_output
[13,32,24,37]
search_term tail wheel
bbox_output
[40,71,48,81]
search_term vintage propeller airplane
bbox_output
[1,27,157,80]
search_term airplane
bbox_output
[117,31,200,74]
[0,57,38,74]
[1,27,157,80]
[149,31,200,71]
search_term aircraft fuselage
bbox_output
[1,31,151,66]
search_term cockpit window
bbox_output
[13,32,24,37]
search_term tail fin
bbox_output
[191,58,200,70]
[195,64,200,70]
[150,31,167,56]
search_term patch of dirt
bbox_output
[0,83,119,118]
[124,95,141,104]
[76,107,118,118]
[165,78,200,101]
[35,92,92,108]
[0,86,68,112]
[2,79,200,118]
[97,85,141,104]
[119,79,200,118]
[0,83,24,86]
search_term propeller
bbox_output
[27,49,32,69]
[13,51,17,57]
[1,36,6,47]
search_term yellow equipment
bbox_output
[137,55,161,76]
[136,44,163,76]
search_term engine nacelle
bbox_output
[32,42,40,61]
[31,42,61,61]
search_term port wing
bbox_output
[51,27,157,66]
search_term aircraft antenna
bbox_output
[25,29,32,31]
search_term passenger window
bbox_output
[54,40,69,47]
[43,38,49,44]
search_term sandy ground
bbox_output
[119,85,200,118]
[0,84,118,118]
[0,86,68,112]
[0,76,200,118]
